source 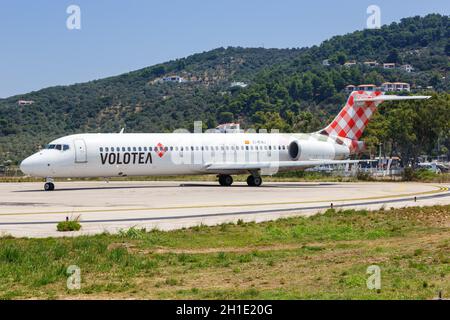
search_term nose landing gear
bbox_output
[44,178,55,191]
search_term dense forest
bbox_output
[0,14,448,164]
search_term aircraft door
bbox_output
[74,139,88,163]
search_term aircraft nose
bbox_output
[20,156,33,175]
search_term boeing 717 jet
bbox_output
[20,91,430,190]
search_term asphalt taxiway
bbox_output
[0,181,449,238]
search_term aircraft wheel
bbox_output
[253,176,262,187]
[247,175,262,187]
[44,182,55,191]
[219,175,233,186]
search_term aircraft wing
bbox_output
[205,159,360,172]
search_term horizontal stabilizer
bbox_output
[355,95,431,103]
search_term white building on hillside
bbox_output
[230,81,248,88]
[345,85,356,93]
[17,100,34,106]
[363,61,379,67]
[162,76,187,83]
[400,64,413,73]
[383,63,396,69]
[381,82,410,92]
[216,123,242,133]
[357,84,377,92]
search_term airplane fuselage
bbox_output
[20,132,350,179]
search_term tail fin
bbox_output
[320,91,430,140]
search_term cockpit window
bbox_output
[44,144,69,151]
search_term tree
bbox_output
[330,51,348,65]
[218,112,234,123]
[386,49,402,64]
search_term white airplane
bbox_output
[20,91,430,191]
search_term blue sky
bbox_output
[0,0,448,98]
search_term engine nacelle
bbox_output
[288,140,336,160]
[288,141,301,160]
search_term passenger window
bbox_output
[138,147,142,152]
[122,147,125,152]
[100,147,103,152]
[105,147,109,152]
[111,147,115,152]
[164,147,168,151]
[133,147,137,152]
[149,147,152,151]
[127,147,131,152]
[245,146,249,150]
[144,147,147,151]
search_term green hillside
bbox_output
[0,14,449,164]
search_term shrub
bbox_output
[402,168,441,182]
[402,167,415,181]
[356,170,372,181]
[57,218,81,232]
[118,227,146,239]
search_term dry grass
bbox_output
[0,205,449,300]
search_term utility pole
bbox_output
[378,143,382,169]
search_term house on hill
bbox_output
[381,82,410,92]
[383,63,396,69]
[363,61,379,67]
[17,100,34,106]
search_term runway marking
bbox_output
[0,185,447,217]
[1,189,450,225]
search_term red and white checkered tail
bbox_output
[320,91,383,140]
[319,90,431,140]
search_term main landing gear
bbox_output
[217,174,263,187]
[218,174,233,186]
[246,175,262,187]
[44,178,55,191]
